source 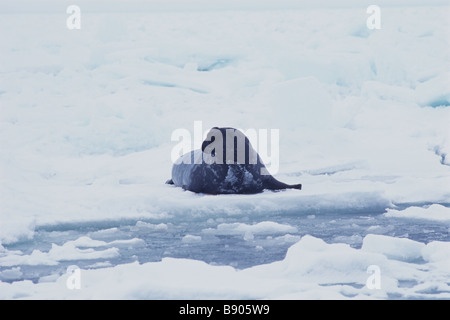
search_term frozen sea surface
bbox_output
[0,1,450,299]
[2,204,449,282]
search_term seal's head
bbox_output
[201,127,258,165]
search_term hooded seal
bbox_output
[167,127,302,194]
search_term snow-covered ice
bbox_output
[384,204,450,222]
[1,235,449,299]
[0,0,449,299]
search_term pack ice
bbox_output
[0,1,449,299]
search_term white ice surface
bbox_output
[0,236,120,267]
[384,204,450,222]
[0,1,449,299]
[0,234,449,299]
[203,222,298,238]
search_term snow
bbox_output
[362,234,425,262]
[384,204,450,222]
[203,222,298,237]
[0,1,449,299]
[0,237,120,267]
[0,234,449,300]
[181,235,202,243]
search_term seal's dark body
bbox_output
[167,127,302,194]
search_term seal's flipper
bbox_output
[263,175,302,191]
[166,179,174,185]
